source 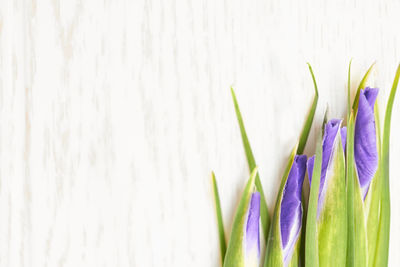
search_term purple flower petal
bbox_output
[280,155,307,264]
[341,127,347,152]
[246,192,260,258]
[307,119,342,215]
[307,155,315,187]
[355,87,379,199]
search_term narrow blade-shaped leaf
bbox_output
[297,63,319,154]
[212,172,227,264]
[305,133,322,267]
[364,106,382,267]
[375,63,400,266]
[348,59,353,119]
[346,113,356,267]
[297,63,319,264]
[231,87,270,242]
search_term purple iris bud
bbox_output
[280,155,307,265]
[354,87,379,199]
[245,192,260,262]
[307,119,343,214]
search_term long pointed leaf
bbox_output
[365,106,382,267]
[297,63,319,154]
[348,59,353,119]
[212,172,227,264]
[305,133,322,267]
[231,87,270,242]
[375,63,400,266]
[299,63,320,266]
[346,112,356,267]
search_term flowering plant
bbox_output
[212,62,400,267]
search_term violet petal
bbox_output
[280,155,307,264]
[307,119,342,214]
[307,155,315,187]
[341,127,347,152]
[246,192,260,258]
[354,87,379,199]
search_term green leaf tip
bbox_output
[306,63,319,96]
[353,62,376,110]
[212,172,227,264]
[347,59,353,119]
[297,63,319,155]
[230,87,271,243]
[322,105,329,134]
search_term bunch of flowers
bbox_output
[211,63,400,267]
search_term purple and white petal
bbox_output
[280,155,307,265]
[354,87,379,199]
[245,192,260,263]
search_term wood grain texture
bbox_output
[0,0,399,266]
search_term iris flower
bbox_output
[307,119,347,266]
[264,155,307,267]
[354,87,379,199]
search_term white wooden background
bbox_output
[1,0,400,266]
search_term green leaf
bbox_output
[364,106,382,267]
[375,63,400,267]
[212,172,227,264]
[297,63,319,154]
[223,167,258,267]
[352,62,376,110]
[346,113,356,267]
[263,147,297,267]
[296,63,320,266]
[305,132,322,267]
[231,87,270,242]
[353,170,368,267]
[348,59,353,119]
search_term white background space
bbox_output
[0,0,400,266]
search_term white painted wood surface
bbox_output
[1,0,400,266]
